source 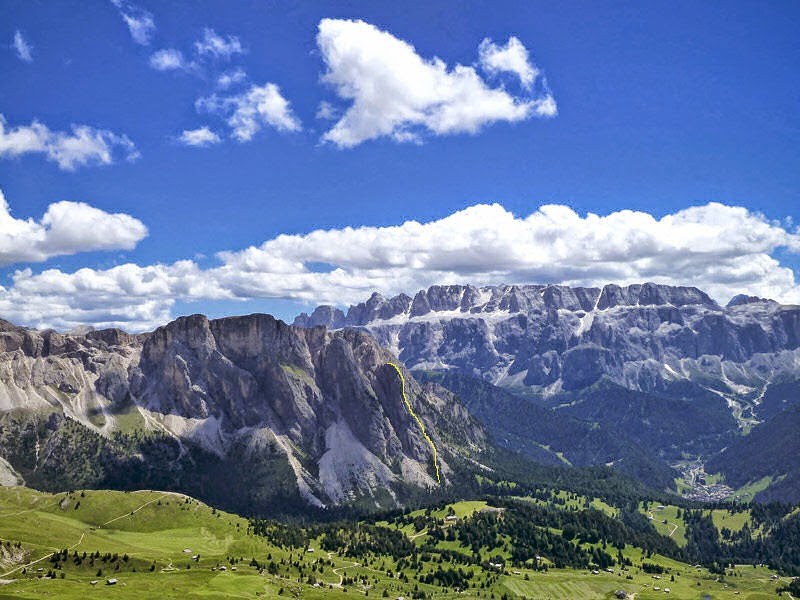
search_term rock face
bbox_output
[0,318,142,434]
[5,281,800,505]
[0,314,485,511]
[295,283,800,400]
[296,283,800,501]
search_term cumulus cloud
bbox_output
[0,266,177,332]
[217,67,247,89]
[316,18,556,148]
[316,101,338,121]
[211,203,800,304]
[145,26,288,143]
[110,0,155,45]
[197,83,301,141]
[178,126,221,147]
[149,32,244,76]
[149,48,193,71]
[0,114,139,170]
[194,28,244,59]
[3,202,800,332]
[13,30,33,62]
[478,36,537,89]
[0,189,147,268]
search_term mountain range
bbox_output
[1,281,798,513]
[0,314,486,515]
[295,282,800,502]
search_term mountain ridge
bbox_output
[295,282,800,502]
[0,312,486,513]
[3,281,800,507]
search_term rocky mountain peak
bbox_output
[293,282,723,334]
[294,282,800,411]
[294,305,347,329]
[0,310,484,510]
[596,283,718,310]
[726,294,777,307]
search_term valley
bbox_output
[675,462,734,503]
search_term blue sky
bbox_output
[1,1,799,331]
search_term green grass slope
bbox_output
[0,487,791,599]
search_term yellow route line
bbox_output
[386,362,441,484]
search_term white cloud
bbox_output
[315,101,338,121]
[123,13,156,45]
[217,67,247,89]
[316,18,556,148]
[149,48,193,71]
[110,0,155,45]
[148,33,245,77]
[194,28,244,59]
[532,95,558,117]
[3,202,800,332]
[149,31,291,143]
[197,83,301,141]
[0,266,179,332]
[210,203,800,305]
[0,260,231,331]
[0,188,147,268]
[0,114,138,171]
[178,126,221,147]
[478,36,537,89]
[13,30,33,62]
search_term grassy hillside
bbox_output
[0,487,277,599]
[0,486,794,599]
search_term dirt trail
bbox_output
[648,510,679,538]
[0,493,168,579]
[101,494,167,527]
[331,560,360,587]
